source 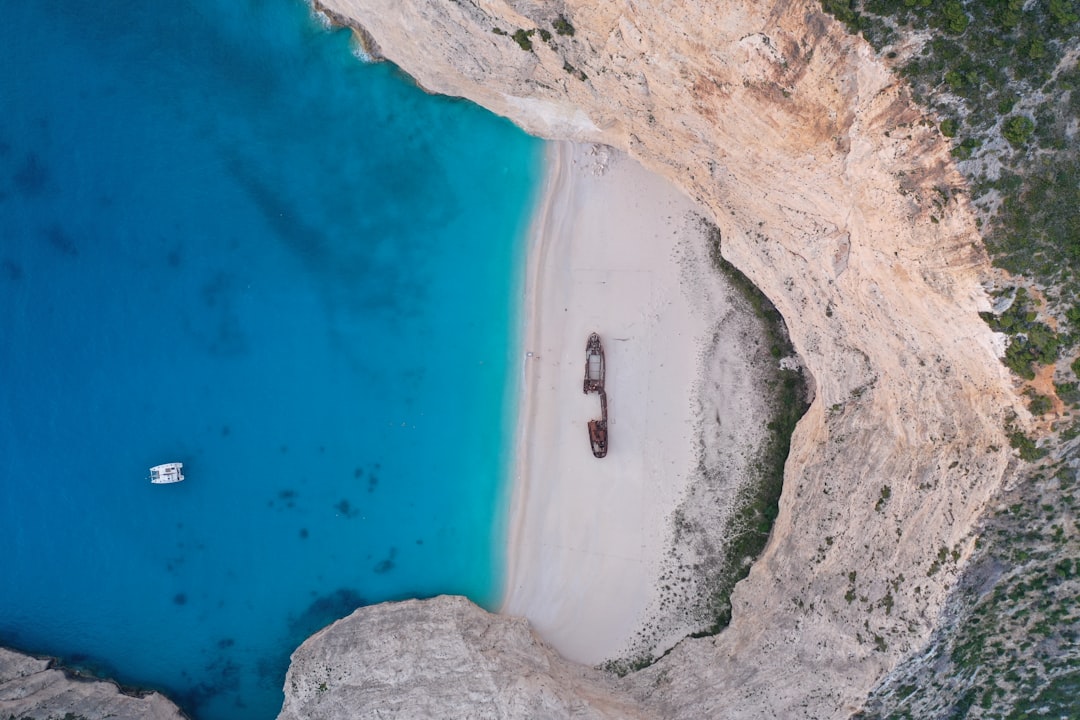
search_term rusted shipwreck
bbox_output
[583,332,608,458]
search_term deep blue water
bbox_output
[0,1,541,717]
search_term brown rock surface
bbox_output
[0,647,186,720]
[291,0,1024,717]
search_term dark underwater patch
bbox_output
[173,655,241,717]
[334,498,358,518]
[13,152,50,196]
[43,224,79,256]
[286,588,366,645]
[1,259,22,280]
[373,547,397,575]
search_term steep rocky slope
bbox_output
[293,0,1025,717]
[0,647,186,720]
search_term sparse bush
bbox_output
[1009,429,1046,461]
[553,15,575,36]
[1027,391,1053,416]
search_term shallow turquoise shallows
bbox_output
[0,1,542,718]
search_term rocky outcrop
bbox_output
[295,0,1024,718]
[278,596,646,720]
[0,647,186,720]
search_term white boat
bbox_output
[149,462,184,484]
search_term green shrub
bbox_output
[1003,115,1036,147]
[941,0,970,32]
[511,28,533,51]
[1048,0,1080,25]
[940,118,959,136]
[981,289,1061,378]
[553,15,575,36]
[1010,430,1046,461]
[1027,392,1053,416]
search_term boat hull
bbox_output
[583,332,609,458]
[150,462,185,484]
[588,390,609,458]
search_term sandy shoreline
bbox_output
[500,141,773,664]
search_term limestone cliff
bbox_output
[279,596,647,720]
[294,0,1024,717]
[0,647,186,720]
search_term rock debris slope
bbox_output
[0,647,186,720]
[296,0,1024,717]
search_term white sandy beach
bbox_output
[501,141,772,665]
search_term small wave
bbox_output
[350,39,375,64]
[309,8,334,31]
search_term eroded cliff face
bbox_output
[0,647,186,720]
[293,0,1023,717]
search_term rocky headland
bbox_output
[286,0,1026,717]
[0,647,186,720]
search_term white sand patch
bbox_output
[501,141,778,665]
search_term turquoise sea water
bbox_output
[0,1,541,718]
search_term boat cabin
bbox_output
[150,462,185,484]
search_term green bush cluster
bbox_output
[511,28,534,51]
[553,14,575,36]
[1026,390,1053,415]
[1002,114,1035,146]
[1007,425,1045,471]
[979,289,1060,379]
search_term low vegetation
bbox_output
[553,15,575,36]
[511,28,534,52]
[696,224,810,635]
[602,223,810,677]
[979,287,1060,380]
[819,0,1080,716]
[820,0,1080,321]
[857,458,1079,719]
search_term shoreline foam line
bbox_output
[499,140,747,664]
[500,140,569,615]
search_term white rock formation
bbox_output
[285,0,1025,718]
[279,596,646,720]
[0,647,186,720]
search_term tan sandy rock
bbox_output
[295,0,1025,717]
